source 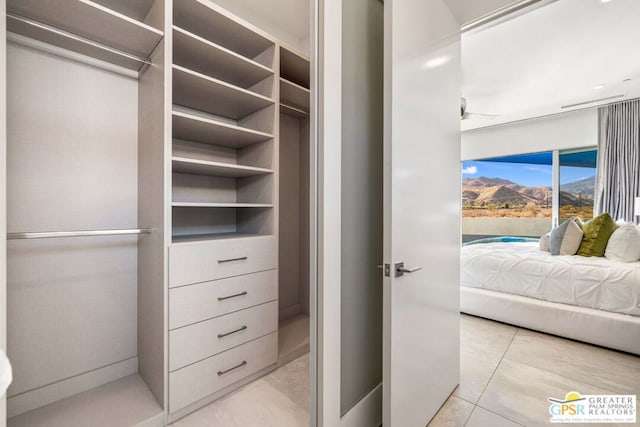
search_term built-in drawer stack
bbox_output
[168,236,278,413]
[168,0,279,416]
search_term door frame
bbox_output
[312,0,384,424]
[312,0,543,426]
[0,0,7,425]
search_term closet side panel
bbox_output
[6,43,138,396]
[278,114,301,315]
[138,39,168,406]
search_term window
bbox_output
[462,152,553,241]
[559,148,597,222]
[462,147,597,242]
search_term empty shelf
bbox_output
[173,65,274,119]
[174,0,274,60]
[7,375,163,427]
[7,0,163,60]
[280,46,310,89]
[280,78,310,112]
[172,202,274,208]
[172,232,271,244]
[280,103,309,118]
[91,0,156,22]
[172,111,272,148]
[172,157,273,178]
[173,26,273,89]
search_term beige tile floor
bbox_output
[430,314,640,427]
[173,314,640,426]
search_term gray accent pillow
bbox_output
[549,218,584,256]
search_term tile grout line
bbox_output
[472,327,530,426]
[462,404,478,427]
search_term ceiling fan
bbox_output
[460,97,498,120]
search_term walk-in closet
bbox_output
[2,0,311,425]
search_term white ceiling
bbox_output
[462,0,640,130]
[212,0,309,53]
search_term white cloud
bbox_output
[462,165,478,175]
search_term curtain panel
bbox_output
[595,99,640,224]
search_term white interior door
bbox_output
[382,1,461,426]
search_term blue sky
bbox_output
[462,161,596,187]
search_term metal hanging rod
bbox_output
[7,13,152,66]
[7,228,152,240]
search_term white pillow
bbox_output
[605,223,640,263]
[539,232,550,252]
[560,220,584,255]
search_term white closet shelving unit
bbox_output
[5,0,166,426]
[166,0,280,421]
[4,0,312,425]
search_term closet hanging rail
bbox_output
[7,228,152,240]
[6,13,153,66]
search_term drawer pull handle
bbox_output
[217,360,247,376]
[217,325,248,339]
[217,291,248,301]
[217,256,248,264]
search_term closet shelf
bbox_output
[7,0,163,62]
[174,0,274,61]
[173,65,274,120]
[280,103,309,118]
[173,26,273,89]
[172,157,273,178]
[280,78,310,113]
[280,46,310,89]
[172,202,274,208]
[6,375,163,427]
[91,0,156,23]
[172,232,272,244]
[172,111,273,148]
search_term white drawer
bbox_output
[169,270,277,329]
[169,332,277,413]
[169,236,277,287]
[169,301,278,371]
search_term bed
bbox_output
[461,241,640,355]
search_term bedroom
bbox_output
[442,0,640,425]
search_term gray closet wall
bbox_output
[278,113,310,317]
[6,42,140,415]
[340,0,384,415]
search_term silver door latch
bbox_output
[395,262,423,277]
[377,264,392,277]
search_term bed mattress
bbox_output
[461,242,640,317]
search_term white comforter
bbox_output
[461,242,640,317]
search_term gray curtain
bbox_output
[595,99,640,224]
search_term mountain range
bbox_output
[463,176,594,208]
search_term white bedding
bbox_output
[461,242,640,317]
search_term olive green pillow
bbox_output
[577,213,618,257]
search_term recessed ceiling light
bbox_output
[601,0,614,3]
[593,84,606,90]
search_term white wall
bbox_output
[211,0,309,54]
[461,108,598,160]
